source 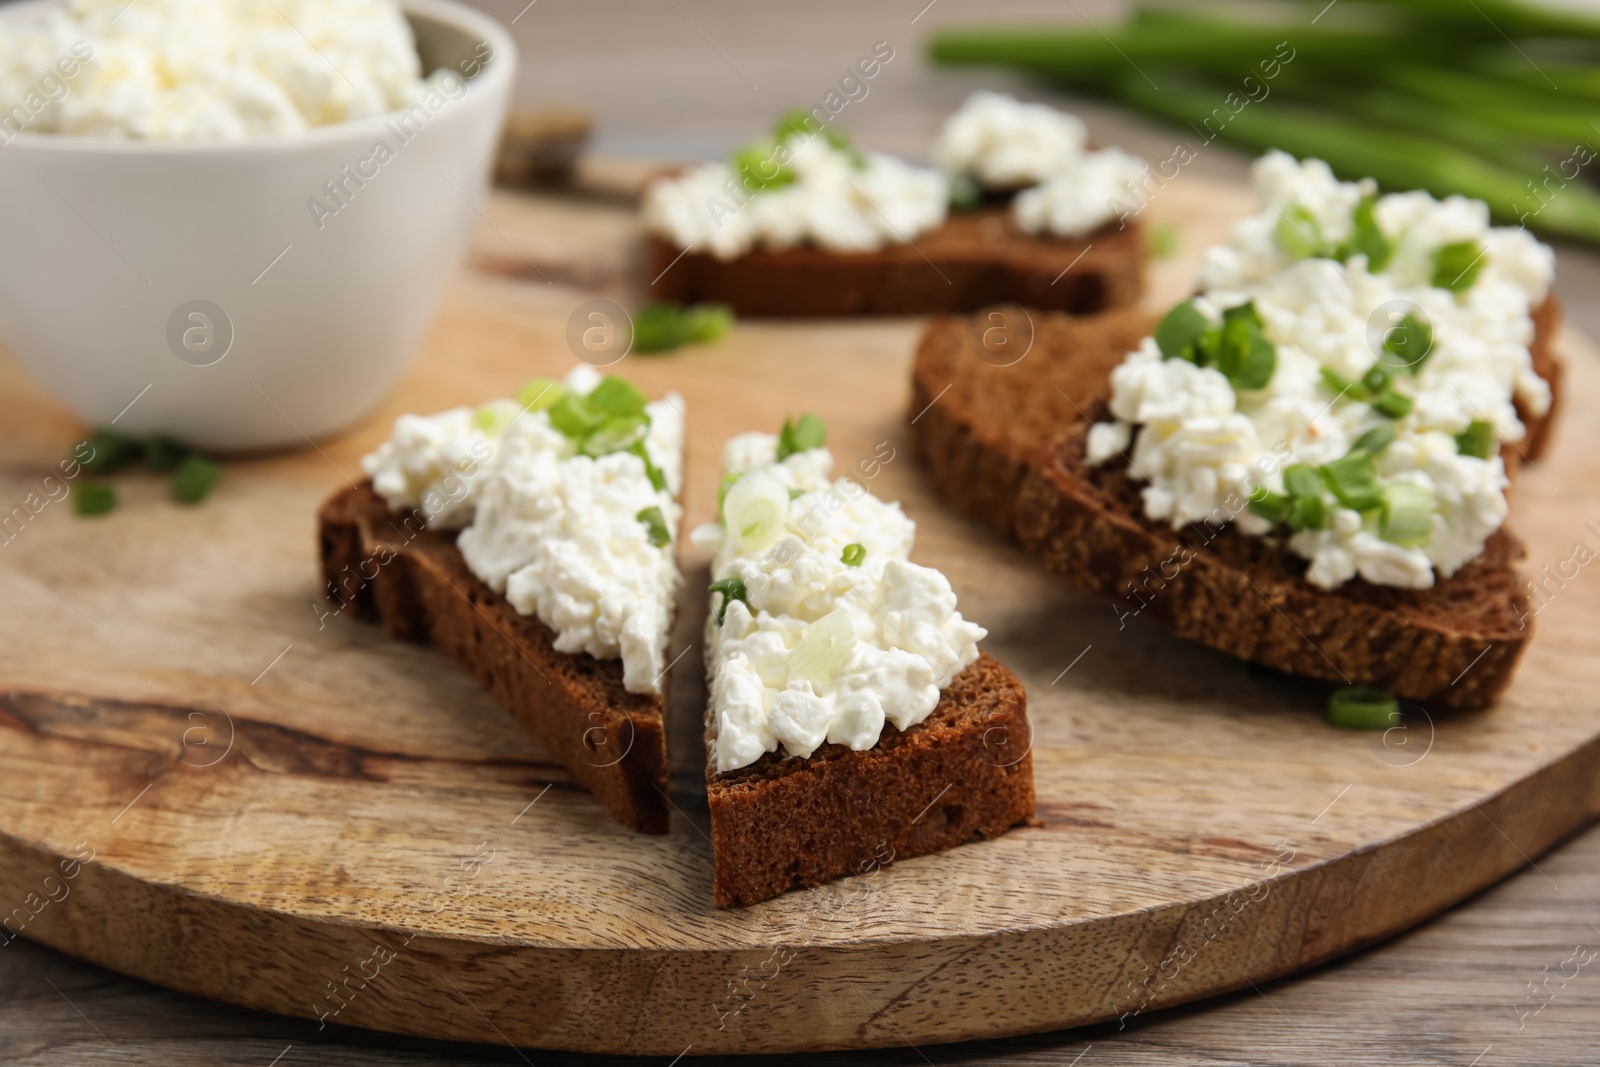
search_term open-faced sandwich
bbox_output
[912,151,1560,709]
[692,417,1034,906]
[318,367,683,832]
[644,93,1148,316]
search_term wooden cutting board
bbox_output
[1,171,1597,1057]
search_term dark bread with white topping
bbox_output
[909,300,1562,710]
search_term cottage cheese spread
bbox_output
[692,434,985,772]
[364,367,684,695]
[1087,151,1554,590]
[641,132,948,261]
[936,91,1149,238]
[0,0,435,140]
[936,90,1088,189]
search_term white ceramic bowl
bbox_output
[0,0,515,451]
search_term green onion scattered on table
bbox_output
[72,481,116,516]
[1327,686,1402,730]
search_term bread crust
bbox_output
[706,653,1036,908]
[646,208,1144,316]
[317,483,670,833]
[910,300,1563,710]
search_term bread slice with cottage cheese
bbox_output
[694,426,1035,906]
[317,369,684,833]
[910,299,1560,711]
[642,97,1148,317]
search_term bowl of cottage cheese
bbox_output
[0,0,515,449]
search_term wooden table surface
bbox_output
[9,0,1600,1063]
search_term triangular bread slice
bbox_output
[697,431,1035,907]
[910,300,1561,710]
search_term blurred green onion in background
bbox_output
[930,0,1600,244]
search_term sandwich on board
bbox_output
[644,93,1148,316]
[318,366,683,832]
[912,151,1560,709]
[691,416,1035,907]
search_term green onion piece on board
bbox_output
[1456,419,1496,459]
[841,543,866,567]
[684,303,735,344]
[1320,451,1384,512]
[516,377,565,413]
[72,481,116,516]
[580,414,650,457]
[1431,240,1486,292]
[588,376,649,417]
[632,303,689,353]
[1153,299,1210,362]
[776,413,827,460]
[1380,482,1434,546]
[636,506,671,547]
[709,576,749,626]
[547,394,604,439]
[1328,686,1401,730]
[171,456,220,504]
[142,435,185,473]
[80,429,141,475]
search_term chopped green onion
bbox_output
[723,472,790,551]
[1320,451,1383,512]
[632,303,689,353]
[841,543,866,567]
[516,377,565,413]
[72,481,116,516]
[1372,388,1414,419]
[1209,302,1276,391]
[1247,486,1291,524]
[772,109,822,142]
[717,472,742,520]
[1361,363,1393,396]
[1148,222,1179,259]
[709,576,749,627]
[473,401,515,436]
[1287,492,1327,532]
[1342,193,1393,271]
[80,429,141,475]
[1380,313,1433,373]
[948,172,981,211]
[548,394,603,439]
[1275,204,1326,259]
[171,456,220,504]
[1320,366,1357,397]
[1154,299,1210,362]
[1431,239,1486,292]
[628,441,668,492]
[731,140,795,193]
[1350,425,1396,457]
[1283,464,1322,499]
[1456,419,1496,459]
[1380,482,1434,546]
[684,303,735,344]
[587,376,649,417]
[776,413,827,460]
[786,608,857,689]
[636,505,671,547]
[579,414,650,457]
[1327,686,1401,730]
[142,435,185,473]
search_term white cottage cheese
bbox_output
[936,90,1088,190]
[1088,152,1554,590]
[936,91,1149,238]
[692,434,985,773]
[642,132,948,261]
[364,367,684,695]
[0,0,436,140]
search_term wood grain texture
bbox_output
[1,171,1599,1057]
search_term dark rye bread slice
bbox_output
[910,299,1563,710]
[646,206,1143,317]
[318,483,670,833]
[707,653,1035,908]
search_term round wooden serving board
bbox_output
[2,173,1598,1056]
